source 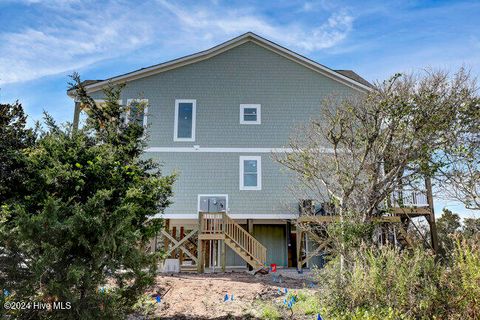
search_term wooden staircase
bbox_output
[198,212,267,270]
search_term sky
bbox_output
[0,0,478,218]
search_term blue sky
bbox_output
[0,0,479,218]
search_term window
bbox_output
[239,156,262,190]
[174,99,196,141]
[127,99,148,127]
[240,104,261,124]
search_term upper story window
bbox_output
[239,156,262,190]
[240,104,261,124]
[174,99,196,141]
[127,99,148,127]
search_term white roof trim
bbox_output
[83,32,371,94]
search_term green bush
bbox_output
[314,238,480,320]
[260,303,282,320]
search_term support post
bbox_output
[197,212,205,273]
[246,219,254,271]
[425,176,439,253]
[221,213,226,272]
[247,219,254,233]
[163,219,170,257]
[179,227,185,264]
[172,226,177,258]
[73,101,81,132]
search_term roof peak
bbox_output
[70,32,371,96]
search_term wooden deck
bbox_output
[295,183,439,271]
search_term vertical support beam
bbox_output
[179,227,185,264]
[286,221,297,268]
[163,219,170,257]
[247,219,254,271]
[73,101,81,132]
[221,214,226,272]
[198,212,205,273]
[247,219,254,233]
[425,176,439,253]
[172,227,177,258]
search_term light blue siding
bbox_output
[148,152,296,215]
[90,41,357,217]
[90,41,354,149]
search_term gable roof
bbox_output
[70,32,372,96]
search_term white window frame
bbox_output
[240,104,261,124]
[126,99,148,127]
[197,194,229,213]
[239,156,262,190]
[174,99,196,141]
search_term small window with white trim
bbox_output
[174,99,196,141]
[240,104,261,124]
[240,156,261,190]
[127,99,148,127]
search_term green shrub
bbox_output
[260,303,282,320]
[314,238,480,320]
[288,291,322,315]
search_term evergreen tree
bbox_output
[0,76,175,319]
[436,208,461,258]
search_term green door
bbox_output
[253,225,287,267]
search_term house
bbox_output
[69,32,375,272]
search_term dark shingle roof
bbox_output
[334,70,372,88]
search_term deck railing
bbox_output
[391,189,428,207]
[199,212,225,235]
[199,212,267,266]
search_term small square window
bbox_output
[240,104,261,124]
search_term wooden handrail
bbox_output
[198,212,267,266]
[223,213,267,266]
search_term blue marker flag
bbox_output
[231,294,234,301]
[283,298,287,305]
[3,289,9,296]
[156,296,161,303]
[224,294,229,302]
[284,288,288,294]
[317,314,323,320]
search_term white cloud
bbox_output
[157,0,353,52]
[0,1,154,85]
[0,0,353,85]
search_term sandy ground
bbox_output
[139,271,315,319]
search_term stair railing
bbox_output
[198,212,267,267]
[223,213,267,266]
